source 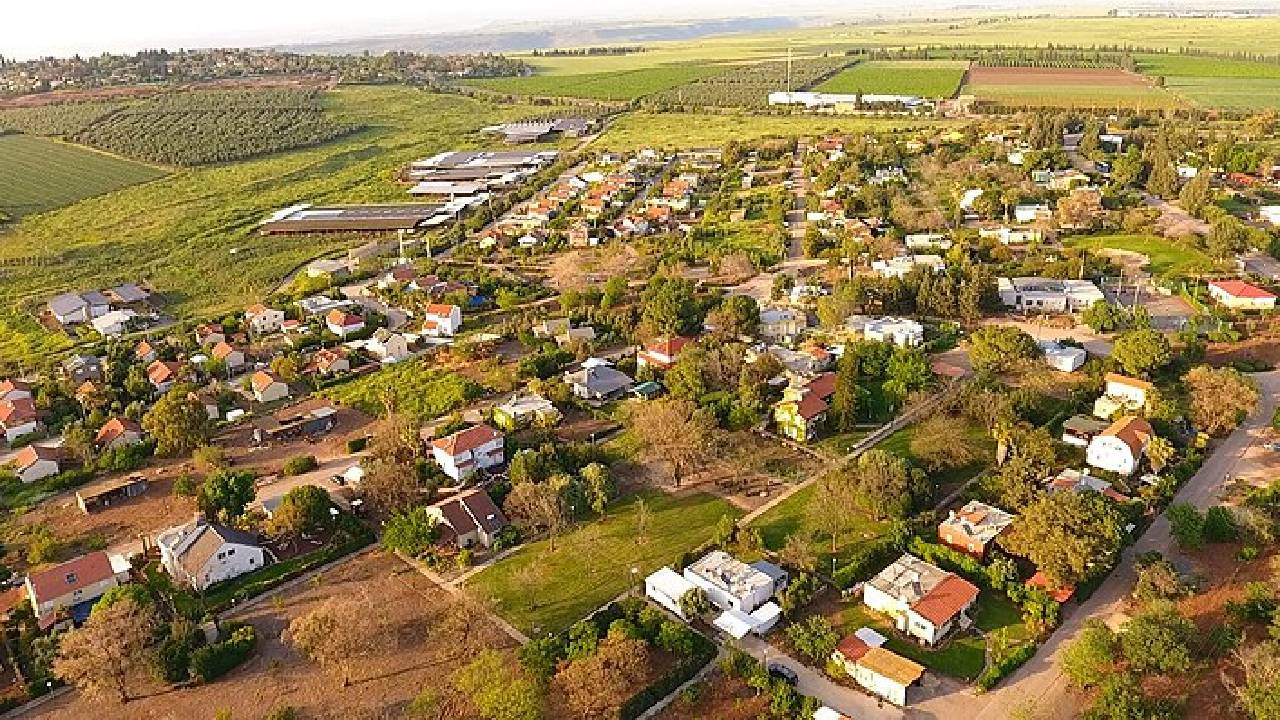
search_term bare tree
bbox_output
[284,595,384,687]
[503,482,566,550]
[361,458,422,514]
[53,598,156,703]
[626,398,719,487]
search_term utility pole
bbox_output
[786,45,793,95]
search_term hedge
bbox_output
[190,625,257,682]
[618,632,716,720]
[833,538,899,589]
[974,642,1036,691]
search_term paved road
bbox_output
[738,635,905,720]
[919,369,1280,720]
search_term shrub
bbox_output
[785,616,840,664]
[264,707,299,720]
[1203,506,1238,543]
[975,642,1036,691]
[281,454,319,477]
[345,436,368,453]
[172,474,198,497]
[833,538,897,589]
[1166,503,1204,551]
[190,625,257,682]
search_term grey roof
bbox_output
[566,365,633,395]
[80,290,111,307]
[49,293,88,315]
[750,560,789,585]
[110,284,149,303]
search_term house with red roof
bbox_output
[134,339,157,364]
[424,488,509,549]
[25,551,128,628]
[771,372,837,442]
[422,304,462,337]
[147,360,182,393]
[0,397,40,442]
[305,347,351,377]
[1207,279,1277,311]
[831,627,926,706]
[210,341,246,372]
[325,309,366,338]
[245,303,286,334]
[249,371,289,404]
[637,336,693,370]
[1086,415,1153,476]
[863,554,980,646]
[938,501,1016,559]
[193,323,225,347]
[9,444,61,483]
[0,379,33,404]
[96,417,144,449]
[430,423,504,481]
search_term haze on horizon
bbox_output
[2,0,1061,60]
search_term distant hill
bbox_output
[270,17,805,56]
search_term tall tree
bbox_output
[54,598,156,703]
[626,398,718,487]
[285,596,383,687]
[829,349,861,432]
[197,469,256,523]
[554,629,650,719]
[454,650,544,720]
[999,491,1125,587]
[141,384,210,456]
[1110,328,1172,377]
[1184,365,1259,436]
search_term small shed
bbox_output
[630,381,663,400]
[645,566,697,620]
[77,474,149,514]
[712,608,756,639]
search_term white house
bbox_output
[424,488,509,548]
[1039,340,1087,372]
[431,424,504,481]
[904,233,951,250]
[1086,415,1153,477]
[872,254,945,279]
[492,392,562,431]
[9,445,60,483]
[0,397,40,443]
[646,566,699,620]
[25,551,127,628]
[1259,205,1280,226]
[156,518,265,591]
[325,309,365,338]
[682,551,776,614]
[365,328,412,362]
[422,304,462,337]
[847,316,924,347]
[1093,372,1152,419]
[48,293,91,325]
[250,371,289,403]
[91,309,136,337]
[1014,203,1051,223]
[998,277,1104,313]
[1207,280,1277,311]
[147,360,182,394]
[758,307,806,343]
[564,361,634,401]
[862,554,979,646]
[832,628,925,707]
[210,341,246,372]
[979,227,1043,245]
[1046,467,1129,502]
[245,304,286,334]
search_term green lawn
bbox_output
[817,61,968,98]
[466,491,740,634]
[1062,233,1219,277]
[815,429,873,457]
[837,602,988,680]
[750,483,890,569]
[461,65,724,100]
[0,134,166,219]
[877,419,995,491]
[599,111,951,150]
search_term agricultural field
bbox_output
[1135,55,1280,109]
[0,134,166,219]
[600,111,949,150]
[465,490,740,634]
[647,56,854,108]
[0,87,545,371]
[816,60,968,98]
[963,66,1183,109]
[461,64,723,100]
[320,359,484,422]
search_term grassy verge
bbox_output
[837,601,987,680]
[1062,233,1218,278]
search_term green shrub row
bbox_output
[190,625,257,682]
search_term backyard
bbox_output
[1063,233,1218,278]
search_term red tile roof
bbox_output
[644,336,692,358]
[95,417,141,445]
[911,574,980,627]
[1103,372,1154,392]
[1027,571,1075,603]
[835,634,872,662]
[1209,279,1277,300]
[147,360,181,385]
[432,424,502,456]
[11,444,59,470]
[211,341,238,360]
[1101,415,1154,457]
[0,397,38,425]
[424,303,458,318]
[0,379,31,396]
[325,309,363,328]
[251,371,283,394]
[27,551,115,605]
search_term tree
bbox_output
[1184,365,1259,436]
[456,650,544,720]
[1110,328,1171,377]
[1146,160,1178,198]
[381,506,439,556]
[1166,502,1205,550]
[778,532,817,572]
[1056,188,1105,230]
[1083,673,1173,720]
[1178,170,1212,218]
[1133,554,1191,603]
[785,616,840,664]
[882,347,932,403]
[600,275,628,310]
[909,414,977,471]
[141,384,210,456]
[829,349,861,432]
[197,469,256,523]
[269,484,332,536]
[677,587,712,619]
[1204,505,1239,543]
[1145,436,1175,473]
[502,481,566,549]
[968,326,1039,373]
[554,630,648,719]
[1230,641,1280,720]
[1061,618,1117,688]
[707,294,759,338]
[639,274,700,337]
[53,598,156,703]
[842,449,932,520]
[999,491,1124,588]
[625,398,719,487]
[361,458,422,513]
[1119,602,1195,675]
[1082,300,1132,333]
[579,462,615,516]
[285,596,381,687]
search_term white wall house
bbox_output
[862,554,979,646]
[682,551,775,614]
[1207,280,1277,311]
[1040,340,1087,372]
[10,445,60,483]
[1086,415,1153,476]
[0,398,40,443]
[365,328,412,362]
[156,519,265,591]
[998,277,1104,313]
[250,371,289,403]
[832,628,925,707]
[245,305,286,334]
[848,316,924,347]
[424,488,509,548]
[25,551,126,628]
[422,304,463,337]
[431,424,504,481]
[872,255,945,279]
[759,307,806,343]
[645,566,699,620]
[1093,372,1152,419]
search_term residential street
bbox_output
[737,635,905,720]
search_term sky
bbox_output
[1,0,955,59]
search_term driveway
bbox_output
[978,316,1115,357]
[735,635,905,720]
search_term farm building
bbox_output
[76,474,149,514]
[254,399,339,442]
[259,203,455,234]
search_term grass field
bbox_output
[1063,233,1218,277]
[320,359,484,422]
[816,60,968,98]
[0,87,544,370]
[750,482,891,569]
[461,64,723,100]
[0,134,166,219]
[877,418,995,491]
[1134,55,1280,109]
[466,491,740,634]
[601,111,949,149]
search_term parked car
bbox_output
[767,663,798,685]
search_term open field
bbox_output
[0,87,545,370]
[1063,233,1218,277]
[600,111,949,150]
[1136,55,1280,109]
[0,134,166,219]
[466,490,740,634]
[24,550,517,720]
[962,65,1183,108]
[816,60,969,97]
[1137,54,1280,79]
[462,64,723,100]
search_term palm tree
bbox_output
[1146,436,1175,473]
[992,417,1016,467]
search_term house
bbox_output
[1061,414,1111,447]
[0,379,33,403]
[1207,280,1277,311]
[63,355,104,385]
[424,488,509,548]
[1086,415,1153,476]
[135,340,157,364]
[307,347,351,376]
[863,554,980,646]
[245,304,286,334]
[938,501,1015,558]
[422,304,462,337]
[0,397,40,442]
[751,345,833,376]
[431,423,505,482]
[979,227,1043,245]
[108,283,150,305]
[156,518,265,592]
[77,474,149,513]
[637,337,693,370]
[564,360,634,401]
[832,628,926,706]
[250,371,289,403]
[365,328,412,362]
[645,566,699,620]
[1093,372,1152,419]
[48,293,91,325]
[759,307,806,343]
[1046,467,1129,502]
[872,254,946,279]
[193,323,226,346]
[556,326,597,347]
[147,360,182,393]
[325,309,365,338]
[9,444,60,483]
[847,316,924,347]
[532,318,571,339]
[772,372,837,442]
[684,551,784,638]
[95,417,143,449]
[91,309,136,337]
[1040,340,1087,372]
[1014,203,1052,223]
[25,551,127,628]
[1260,206,1280,227]
[492,392,562,431]
[1048,168,1090,191]
[904,233,951,250]
[998,277,1105,313]
[211,342,246,372]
